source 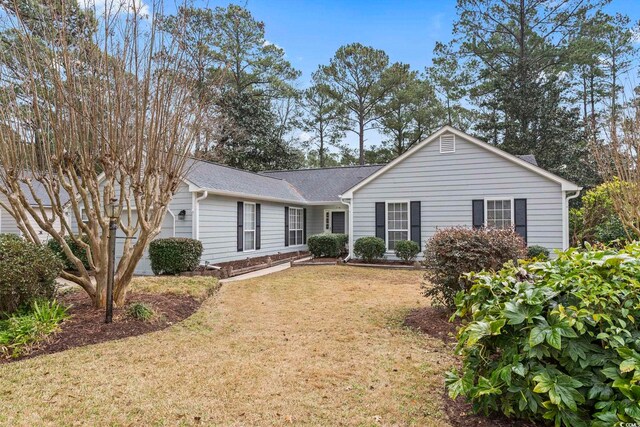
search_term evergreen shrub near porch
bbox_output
[307,233,348,258]
[447,242,640,426]
[149,238,203,275]
[353,237,386,262]
[0,234,63,315]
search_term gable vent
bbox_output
[440,134,456,153]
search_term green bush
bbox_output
[422,227,526,309]
[526,245,550,260]
[148,238,203,275]
[307,233,347,258]
[571,180,635,246]
[47,235,91,271]
[127,302,155,321]
[0,234,63,316]
[353,237,386,262]
[394,240,420,263]
[0,299,68,358]
[447,242,640,426]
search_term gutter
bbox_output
[339,195,353,261]
[562,189,582,250]
[194,191,208,240]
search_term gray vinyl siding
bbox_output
[0,195,20,235]
[352,133,564,259]
[70,182,194,275]
[198,195,308,264]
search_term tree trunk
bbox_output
[358,118,365,165]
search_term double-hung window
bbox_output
[289,207,304,245]
[387,202,409,250]
[244,202,256,251]
[486,199,512,229]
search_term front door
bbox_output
[331,211,346,234]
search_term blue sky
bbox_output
[237,0,639,86]
[188,0,640,149]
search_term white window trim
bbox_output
[323,209,346,233]
[385,200,410,252]
[243,202,256,252]
[484,198,514,229]
[289,206,304,246]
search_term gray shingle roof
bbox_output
[260,165,384,202]
[516,154,538,166]
[14,176,70,206]
[186,159,306,202]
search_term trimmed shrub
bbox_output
[47,236,91,271]
[307,233,347,258]
[0,299,69,358]
[148,238,203,275]
[394,240,420,263]
[447,242,640,426]
[422,227,526,308]
[353,237,386,262]
[0,234,63,316]
[527,244,549,260]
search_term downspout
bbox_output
[339,195,352,262]
[166,209,176,237]
[563,190,581,250]
[194,191,208,241]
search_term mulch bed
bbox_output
[349,259,415,266]
[302,257,342,264]
[1,291,201,364]
[213,251,310,270]
[404,306,541,427]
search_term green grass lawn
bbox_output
[0,266,457,426]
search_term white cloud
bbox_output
[263,40,284,52]
[297,131,312,143]
[78,0,150,19]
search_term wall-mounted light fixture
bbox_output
[178,209,187,221]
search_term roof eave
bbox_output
[188,186,306,205]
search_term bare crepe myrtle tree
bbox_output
[593,102,640,238]
[0,0,207,307]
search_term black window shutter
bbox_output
[472,200,484,229]
[284,206,289,247]
[256,203,261,250]
[237,202,244,252]
[303,208,307,244]
[375,202,385,241]
[514,199,527,243]
[410,201,421,248]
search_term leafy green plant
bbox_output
[307,233,347,258]
[422,227,526,309]
[353,237,386,262]
[149,238,203,275]
[394,240,420,263]
[0,299,69,358]
[526,245,549,260]
[47,236,91,270]
[447,242,640,426]
[0,234,63,315]
[127,302,155,321]
[570,180,636,246]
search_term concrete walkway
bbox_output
[219,261,294,284]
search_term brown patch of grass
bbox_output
[0,266,456,426]
[129,275,219,300]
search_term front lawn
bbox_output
[0,266,456,426]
